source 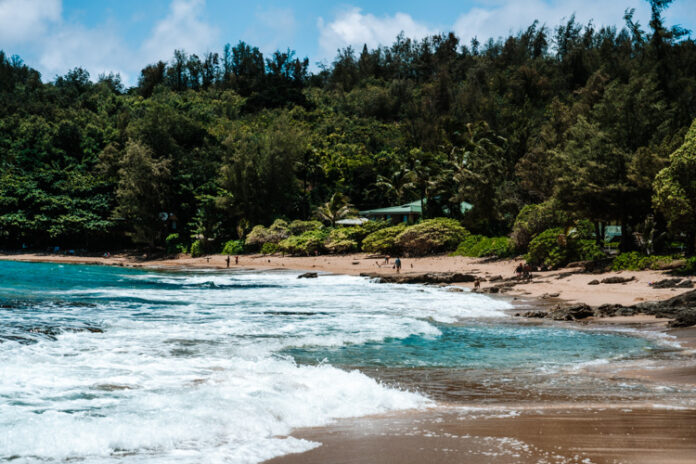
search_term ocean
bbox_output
[0,261,686,463]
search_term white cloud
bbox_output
[317,7,435,59]
[141,0,219,63]
[0,0,61,44]
[453,0,653,44]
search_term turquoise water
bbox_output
[0,261,663,463]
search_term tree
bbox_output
[375,168,415,204]
[115,140,171,247]
[315,193,357,227]
[653,120,696,254]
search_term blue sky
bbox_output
[1,0,695,86]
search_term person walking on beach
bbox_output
[235,256,239,265]
[474,277,481,290]
[394,257,402,273]
[515,263,523,280]
[226,255,231,268]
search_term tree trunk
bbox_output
[619,218,631,253]
[687,229,696,256]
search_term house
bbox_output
[360,199,473,225]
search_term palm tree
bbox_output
[375,168,415,204]
[315,193,358,227]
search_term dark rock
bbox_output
[601,276,635,284]
[541,292,560,299]
[588,279,600,285]
[676,280,694,288]
[651,278,683,289]
[446,287,465,293]
[668,309,696,328]
[359,272,476,284]
[520,310,547,318]
[488,275,503,282]
[549,303,594,321]
[482,286,500,294]
[298,272,318,279]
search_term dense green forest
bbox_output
[1,0,696,259]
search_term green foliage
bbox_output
[453,235,514,258]
[165,233,187,254]
[527,228,568,268]
[396,218,469,256]
[261,242,280,255]
[574,239,605,262]
[221,239,244,255]
[190,239,204,257]
[676,257,696,275]
[361,223,407,254]
[653,120,696,254]
[288,220,323,235]
[245,219,290,249]
[278,229,328,256]
[511,202,568,251]
[611,252,674,271]
[324,227,363,254]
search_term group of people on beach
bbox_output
[377,256,403,272]
[515,262,533,280]
[225,255,239,268]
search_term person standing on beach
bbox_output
[394,257,402,273]
[235,256,239,265]
[226,255,230,268]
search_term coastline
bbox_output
[2,252,696,463]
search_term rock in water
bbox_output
[297,272,318,279]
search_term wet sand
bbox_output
[267,406,696,464]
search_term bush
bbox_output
[221,239,244,255]
[573,239,605,262]
[279,229,328,256]
[190,239,204,258]
[245,219,290,249]
[453,235,514,258]
[261,242,280,255]
[165,233,187,255]
[396,218,469,256]
[325,227,363,253]
[289,220,323,235]
[611,252,674,271]
[526,228,567,268]
[511,202,568,251]
[361,223,407,254]
[677,257,696,275]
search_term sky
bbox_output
[1,0,695,86]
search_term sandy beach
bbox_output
[1,251,691,307]
[2,252,695,463]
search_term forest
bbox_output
[1,0,696,265]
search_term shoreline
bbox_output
[2,252,696,463]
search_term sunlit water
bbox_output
[0,261,683,463]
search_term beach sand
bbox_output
[1,251,691,307]
[2,252,695,462]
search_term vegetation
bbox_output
[454,235,515,258]
[1,1,696,260]
[221,239,244,255]
[611,252,675,271]
[395,218,468,256]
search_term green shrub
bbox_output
[453,235,514,258]
[245,219,290,249]
[361,223,407,254]
[190,240,204,258]
[288,220,323,235]
[526,228,567,268]
[396,218,469,256]
[572,219,595,240]
[165,233,187,254]
[221,239,244,255]
[261,242,280,255]
[325,227,362,253]
[573,239,605,262]
[511,202,568,251]
[677,257,696,275]
[279,229,328,256]
[611,252,674,271]
[359,219,389,236]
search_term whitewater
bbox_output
[0,261,661,463]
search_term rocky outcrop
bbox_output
[588,279,600,285]
[518,289,696,327]
[359,272,476,284]
[297,272,318,279]
[600,276,635,284]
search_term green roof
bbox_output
[360,199,473,216]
